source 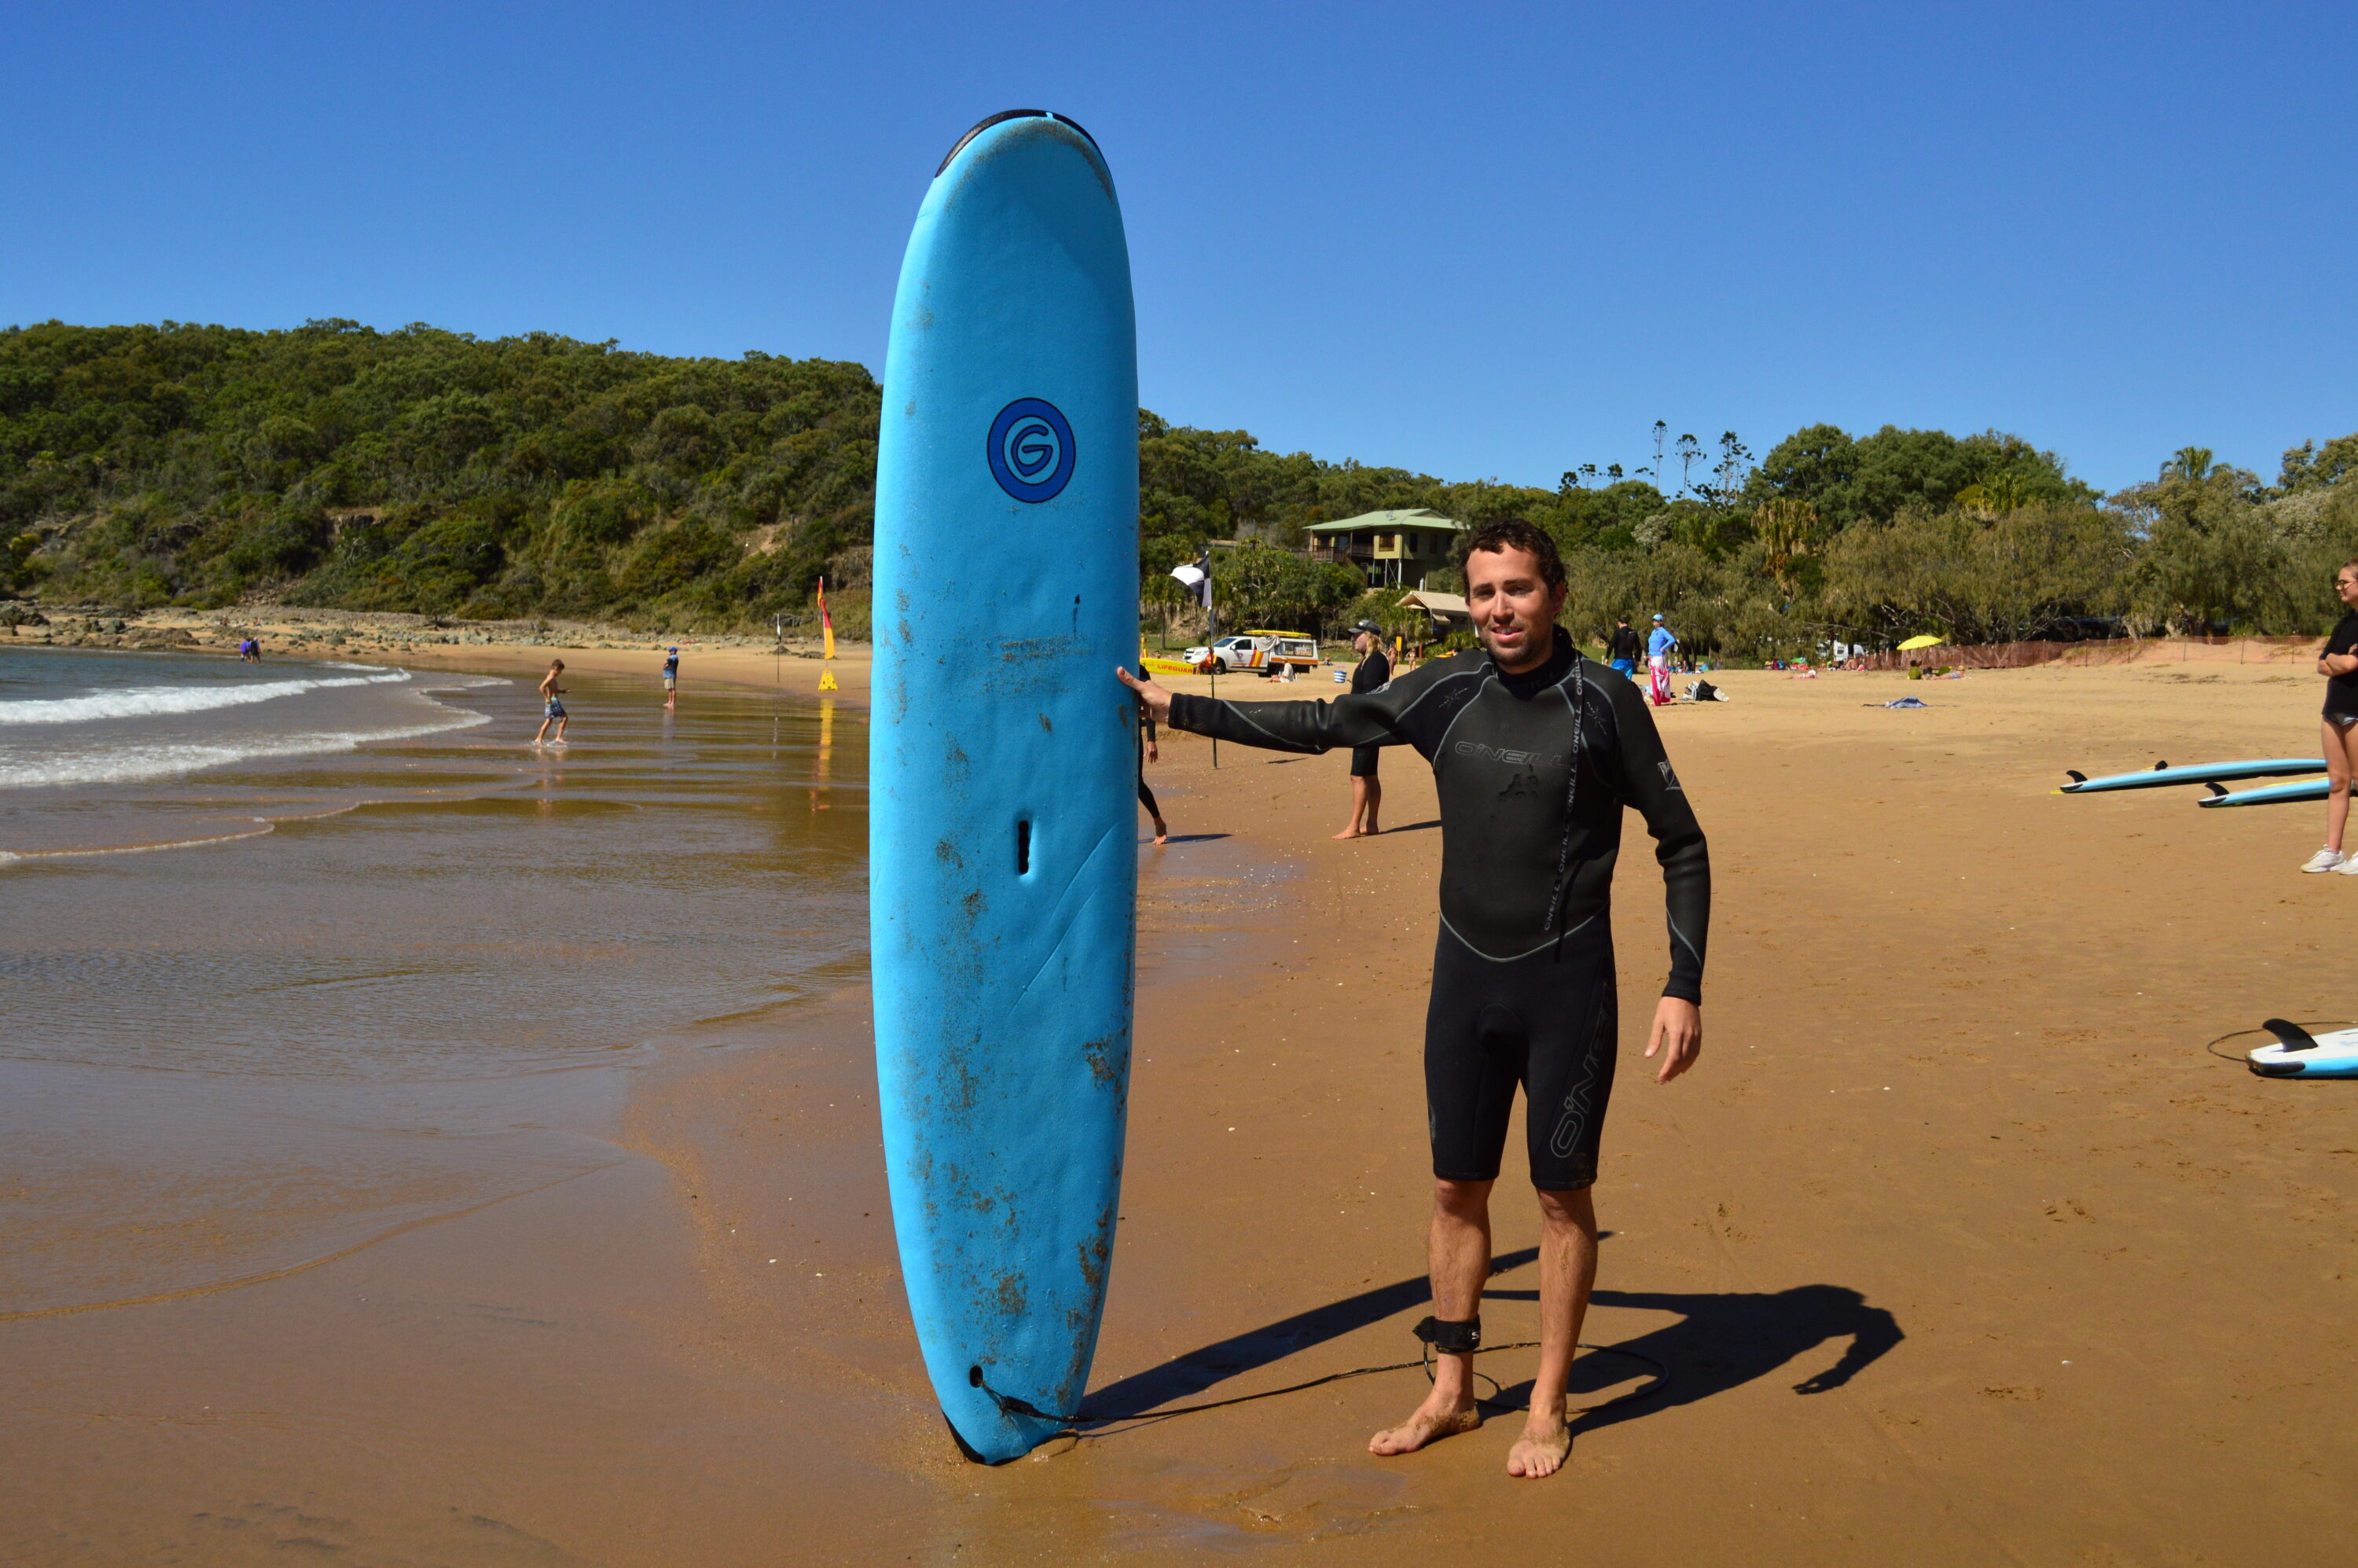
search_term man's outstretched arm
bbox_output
[1115,666,1419,755]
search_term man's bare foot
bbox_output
[1505,1408,1571,1478]
[1368,1392,1481,1456]
[1152,819,1169,845]
[1364,819,1380,835]
[1330,823,1364,840]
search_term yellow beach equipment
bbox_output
[1897,634,1945,652]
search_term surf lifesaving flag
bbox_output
[817,577,839,691]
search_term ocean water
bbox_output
[0,646,869,1314]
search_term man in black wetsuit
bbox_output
[1334,621,1391,839]
[1607,614,1642,678]
[1117,519,1708,1480]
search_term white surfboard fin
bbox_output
[2262,1018,2319,1052]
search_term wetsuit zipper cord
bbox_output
[1544,652,1586,935]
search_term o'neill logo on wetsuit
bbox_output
[1453,740,1568,769]
[986,398,1076,503]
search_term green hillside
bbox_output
[5,318,2354,654]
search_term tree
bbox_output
[2280,433,2358,494]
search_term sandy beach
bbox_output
[5,631,2356,1564]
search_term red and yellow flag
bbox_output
[817,577,839,689]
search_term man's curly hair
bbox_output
[1455,518,1566,593]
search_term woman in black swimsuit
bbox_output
[2306,559,2358,873]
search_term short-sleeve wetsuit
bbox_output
[2325,611,2358,725]
[1167,629,1709,1189]
[1347,647,1393,778]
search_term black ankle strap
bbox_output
[1412,1315,1482,1354]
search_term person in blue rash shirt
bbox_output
[1117,519,1710,1481]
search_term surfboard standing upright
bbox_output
[870,111,1140,1463]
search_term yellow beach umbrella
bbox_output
[1897,634,1945,651]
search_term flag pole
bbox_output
[817,577,839,692]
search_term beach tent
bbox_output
[1398,590,1471,633]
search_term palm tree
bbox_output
[2165,446,2217,482]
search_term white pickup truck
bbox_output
[1182,631,1321,675]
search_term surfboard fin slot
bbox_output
[1016,818,1032,876]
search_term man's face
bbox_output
[1355,631,1374,655]
[1465,546,1566,670]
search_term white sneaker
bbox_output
[2302,846,2345,873]
[2334,854,2358,876]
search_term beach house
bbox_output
[1305,509,1464,588]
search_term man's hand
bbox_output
[1146,740,1160,763]
[1644,997,1702,1084]
[1117,666,1173,725]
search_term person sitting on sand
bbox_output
[1118,520,1709,1482]
[535,659,570,746]
[2304,559,2358,873]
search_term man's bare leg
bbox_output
[1361,777,1382,835]
[1331,777,1370,839]
[1370,1177,1491,1456]
[1508,1185,1597,1478]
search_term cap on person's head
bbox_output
[1652,613,1665,622]
[668,646,678,652]
[1350,620,1383,637]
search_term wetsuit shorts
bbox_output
[1350,744,1382,778]
[1425,926,1618,1191]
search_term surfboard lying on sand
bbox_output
[2198,777,2330,808]
[2247,1019,2358,1078]
[870,110,1140,1464]
[2059,758,2324,793]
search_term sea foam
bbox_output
[0,668,411,726]
[0,711,493,789]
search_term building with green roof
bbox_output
[1303,509,1465,588]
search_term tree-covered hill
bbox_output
[6,318,2355,653]
[0,319,879,626]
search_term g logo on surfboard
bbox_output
[986,398,1075,503]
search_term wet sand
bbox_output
[6,648,2356,1563]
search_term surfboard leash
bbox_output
[968,1335,1669,1434]
[2203,1019,2353,1063]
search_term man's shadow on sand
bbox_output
[1081,1248,1901,1430]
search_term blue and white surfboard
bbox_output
[869,110,1140,1463]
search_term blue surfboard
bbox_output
[2059,758,2324,793]
[869,110,1140,1464]
[2198,777,2330,808]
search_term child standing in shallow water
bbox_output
[535,659,570,746]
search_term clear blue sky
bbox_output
[4,2,2351,494]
